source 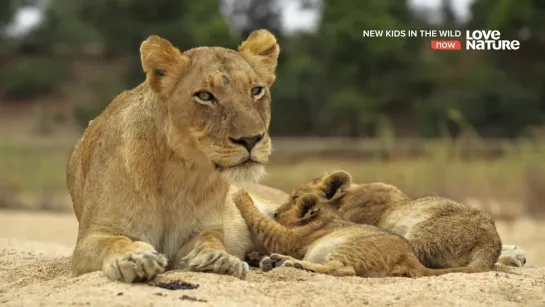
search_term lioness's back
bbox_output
[67,84,155,221]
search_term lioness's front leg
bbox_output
[175,230,249,279]
[72,234,168,283]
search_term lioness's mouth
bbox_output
[214,159,261,171]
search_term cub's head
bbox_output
[139,30,280,183]
[273,193,326,228]
[288,170,353,202]
[289,170,409,208]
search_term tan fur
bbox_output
[286,171,523,269]
[232,190,487,278]
[66,29,286,283]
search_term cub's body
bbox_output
[233,191,486,278]
[373,195,500,268]
[287,171,524,269]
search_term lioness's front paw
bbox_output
[180,249,249,279]
[498,245,527,267]
[103,242,168,283]
[260,253,302,272]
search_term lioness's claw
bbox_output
[180,249,249,279]
[104,243,168,283]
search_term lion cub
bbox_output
[287,171,504,269]
[232,190,487,277]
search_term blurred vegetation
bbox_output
[0,0,544,137]
[0,0,544,225]
[0,56,68,99]
[1,134,544,220]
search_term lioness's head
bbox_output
[139,30,280,183]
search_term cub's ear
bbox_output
[322,170,352,199]
[298,193,320,219]
[140,35,189,95]
[238,29,280,87]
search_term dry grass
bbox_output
[262,138,545,220]
[0,135,74,211]
[0,135,544,220]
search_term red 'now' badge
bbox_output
[431,40,462,50]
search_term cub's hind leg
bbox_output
[465,238,502,269]
[260,253,356,277]
[407,215,503,269]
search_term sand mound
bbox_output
[1,238,544,307]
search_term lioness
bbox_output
[232,190,487,277]
[67,29,288,282]
[286,170,527,269]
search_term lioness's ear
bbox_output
[298,193,320,219]
[238,29,280,87]
[323,170,352,199]
[140,35,189,95]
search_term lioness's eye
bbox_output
[194,91,216,106]
[195,91,214,101]
[251,86,264,98]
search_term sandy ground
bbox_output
[1,210,545,306]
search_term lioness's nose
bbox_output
[229,134,264,152]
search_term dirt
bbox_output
[152,280,200,291]
[0,210,544,306]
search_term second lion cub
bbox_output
[287,171,504,269]
[232,190,486,277]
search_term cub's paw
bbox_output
[180,249,249,279]
[232,190,254,208]
[103,242,168,283]
[260,253,302,272]
[497,245,527,267]
[245,250,267,268]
